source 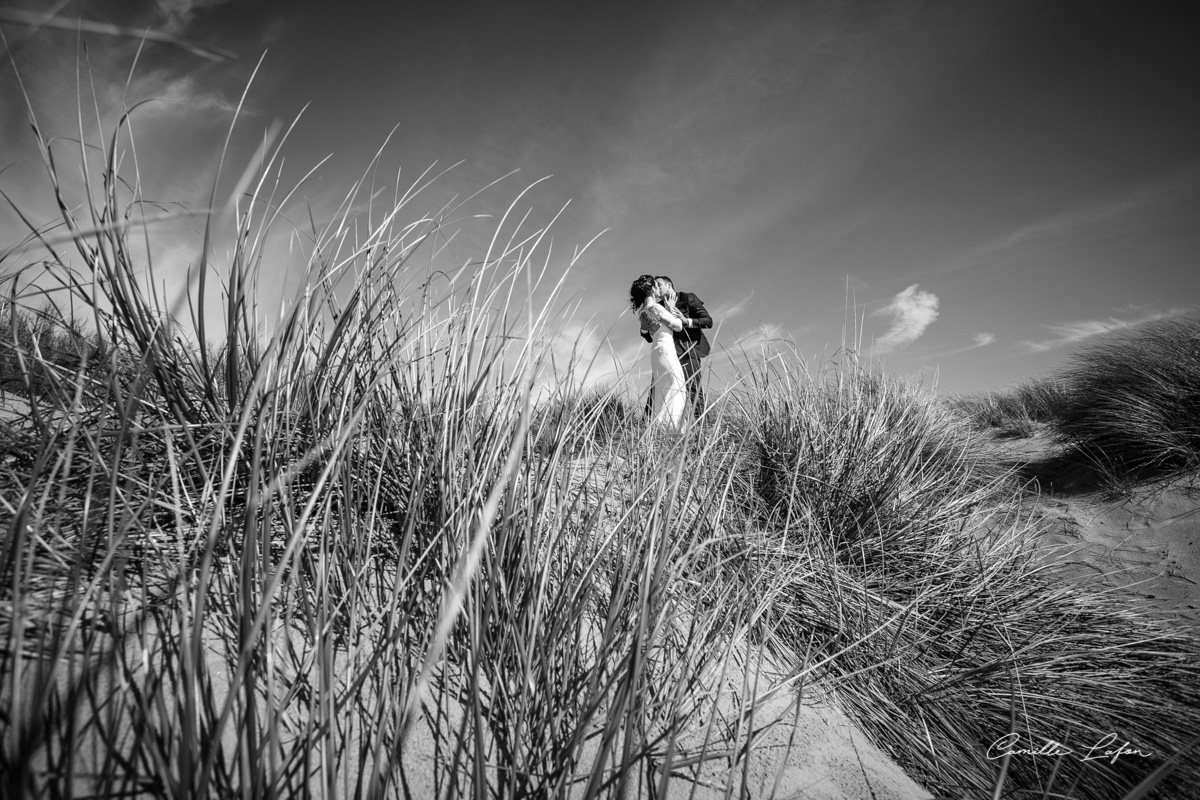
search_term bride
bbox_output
[630,275,687,432]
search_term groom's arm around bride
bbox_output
[673,290,711,356]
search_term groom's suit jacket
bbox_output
[672,291,712,358]
[641,292,713,358]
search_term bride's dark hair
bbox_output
[629,274,657,311]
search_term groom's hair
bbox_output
[656,275,675,289]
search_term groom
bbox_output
[641,276,712,418]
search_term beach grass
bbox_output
[732,353,1200,799]
[950,316,1200,494]
[2,52,1200,800]
[1051,314,1200,482]
[950,378,1069,440]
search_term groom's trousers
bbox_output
[679,346,705,418]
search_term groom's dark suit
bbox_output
[641,291,712,418]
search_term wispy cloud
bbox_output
[721,290,755,320]
[155,0,232,34]
[1017,308,1189,354]
[709,323,789,378]
[745,322,785,344]
[871,284,938,354]
[945,165,1200,275]
[922,330,994,359]
[138,73,242,116]
[538,320,640,397]
[972,332,995,348]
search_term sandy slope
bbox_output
[991,430,1200,632]
[395,678,933,799]
[535,455,936,799]
[1040,486,1200,629]
[657,690,932,800]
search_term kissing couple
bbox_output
[629,275,712,432]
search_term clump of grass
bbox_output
[530,382,636,458]
[0,299,107,404]
[1052,314,1200,481]
[749,364,1002,567]
[736,352,1200,799]
[951,378,1069,439]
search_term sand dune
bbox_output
[994,430,1200,631]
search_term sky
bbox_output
[2,0,1198,396]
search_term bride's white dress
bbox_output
[640,303,687,431]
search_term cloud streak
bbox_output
[155,0,233,34]
[538,319,642,398]
[972,332,995,348]
[944,165,1200,276]
[1016,309,1188,354]
[872,284,938,354]
[738,322,786,350]
[922,330,995,360]
[720,290,755,320]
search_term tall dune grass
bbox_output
[951,317,1200,492]
[2,51,1199,800]
[1052,314,1200,481]
[950,378,1069,440]
[734,354,1200,799]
